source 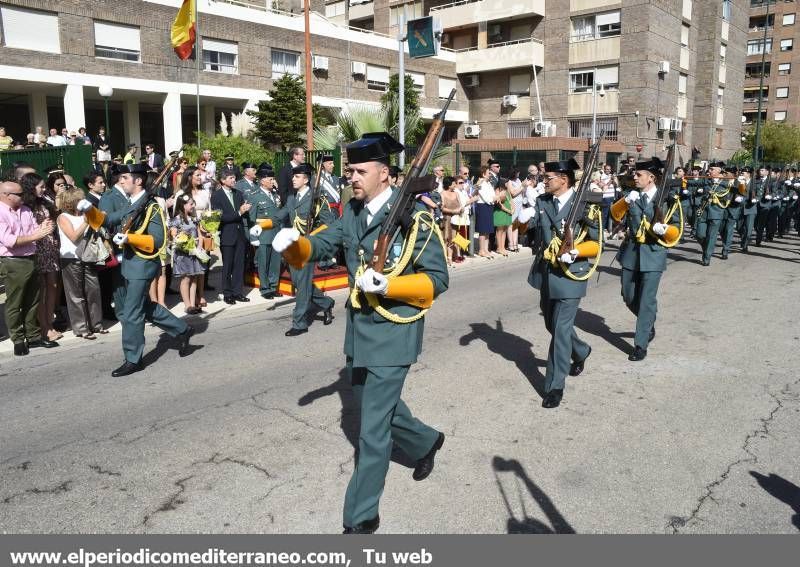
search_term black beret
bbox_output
[389,165,402,178]
[741,166,753,173]
[256,163,275,178]
[320,154,334,163]
[487,159,500,166]
[241,162,256,170]
[292,163,314,176]
[345,132,404,165]
[120,164,148,175]
[224,153,235,160]
[708,160,726,169]
[544,159,580,174]
[635,157,664,174]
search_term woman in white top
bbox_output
[180,166,212,307]
[475,166,497,258]
[506,169,524,252]
[56,188,106,339]
[451,175,478,263]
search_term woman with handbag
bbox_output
[56,188,107,339]
[180,167,213,307]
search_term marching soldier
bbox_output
[777,168,796,237]
[756,167,779,245]
[519,159,600,409]
[282,163,335,336]
[272,132,448,534]
[720,166,743,260]
[319,154,343,217]
[614,157,682,362]
[688,160,731,266]
[676,167,692,240]
[246,163,283,300]
[78,164,193,376]
[739,167,759,253]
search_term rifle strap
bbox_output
[130,202,167,260]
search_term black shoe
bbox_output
[649,327,656,343]
[224,297,236,305]
[27,338,58,349]
[628,346,647,362]
[235,295,250,302]
[112,361,143,377]
[323,305,334,325]
[343,515,380,534]
[721,253,728,260]
[413,432,445,481]
[541,389,563,409]
[701,260,710,266]
[742,246,748,253]
[13,343,28,356]
[177,325,195,357]
[569,346,591,376]
[262,292,276,300]
[285,327,308,337]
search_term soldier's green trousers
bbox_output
[289,263,334,330]
[343,359,439,527]
[696,218,721,264]
[621,268,662,349]
[539,295,590,393]
[255,244,281,296]
[740,214,756,251]
[721,213,741,255]
[118,277,188,364]
[0,257,41,344]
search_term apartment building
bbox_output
[743,0,799,127]
[0,0,467,155]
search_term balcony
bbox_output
[348,0,374,21]
[430,0,545,30]
[567,90,619,115]
[569,36,619,65]
[571,0,617,11]
[455,38,543,74]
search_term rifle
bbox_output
[120,147,184,234]
[371,88,456,271]
[557,133,604,256]
[651,142,677,225]
[304,158,325,234]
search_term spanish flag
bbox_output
[171,0,196,60]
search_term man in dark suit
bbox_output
[277,146,305,208]
[219,154,241,180]
[211,170,251,304]
[144,144,164,170]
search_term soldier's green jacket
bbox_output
[101,196,166,281]
[686,177,732,221]
[98,186,130,249]
[526,191,600,299]
[246,187,283,245]
[617,192,682,272]
[283,187,336,234]
[307,191,449,367]
[741,177,761,216]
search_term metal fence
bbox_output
[0,145,93,188]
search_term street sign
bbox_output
[407,16,439,58]
[635,144,643,152]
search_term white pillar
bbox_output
[203,105,215,136]
[163,92,183,152]
[123,100,140,149]
[29,92,48,133]
[63,84,86,132]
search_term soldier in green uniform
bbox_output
[720,166,744,260]
[615,158,683,362]
[519,159,601,409]
[790,176,800,234]
[688,160,731,266]
[282,163,335,336]
[78,164,194,376]
[97,165,130,318]
[777,168,796,237]
[246,163,283,300]
[756,168,780,245]
[738,167,759,253]
[272,133,448,534]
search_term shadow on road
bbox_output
[459,320,547,398]
[492,456,576,534]
[750,471,800,531]
[139,309,218,367]
[574,308,632,355]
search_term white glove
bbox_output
[652,223,668,236]
[356,268,388,295]
[559,249,578,264]
[624,190,640,204]
[681,189,689,196]
[696,188,704,194]
[250,239,260,247]
[784,197,790,201]
[785,180,792,185]
[765,195,773,200]
[751,198,758,204]
[734,196,743,203]
[271,228,300,253]
[793,195,799,200]
[518,207,534,225]
[112,233,128,246]
[249,225,263,238]
[77,199,93,213]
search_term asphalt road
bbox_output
[1,234,799,534]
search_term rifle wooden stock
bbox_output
[304,159,325,234]
[120,147,184,234]
[557,133,603,256]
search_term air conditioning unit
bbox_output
[312,55,329,71]
[502,94,519,107]
[535,121,555,137]
[488,24,502,37]
[670,118,683,132]
[463,74,480,88]
[658,60,670,74]
[657,117,672,130]
[464,123,481,138]
[351,61,366,76]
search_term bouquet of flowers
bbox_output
[173,232,210,263]
[199,209,222,248]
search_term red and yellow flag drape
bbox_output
[171,0,196,60]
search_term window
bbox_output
[714,128,723,150]
[439,77,457,99]
[94,21,140,62]
[570,11,620,41]
[570,66,619,92]
[717,88,724,106]
[784,13,796,25]
[722,0,732,21]
[681,24,690,47]
[366,64,390,91]
[596,65,619,89]
[720,44,726,64]
[747,38,772,55]
[776,87,789,98]
[781,39,793,51]
[569,70,594,93]
[779,62,791,75]
[389,1,422,26]
[507,121,532,139]
[678,73,688,94]
[325,1,345,17]
[409,72,425,93]
[0,6,60,53]
[743,87,768,103]
[271,49,300,78]
[568,118,619,141]
[775,110,787,121]
[202,39,237,73]
[746,62,771,78]
[509,72,530,95]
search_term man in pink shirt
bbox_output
[0,179,58,356]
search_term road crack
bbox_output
[192,452,273,479]
[141,475,195,527]
[2,480,73,504]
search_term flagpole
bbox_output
[304,0,314,151]
[195,0,201,145]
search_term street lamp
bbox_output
[591,81,606,144]
[98,85,113,145]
